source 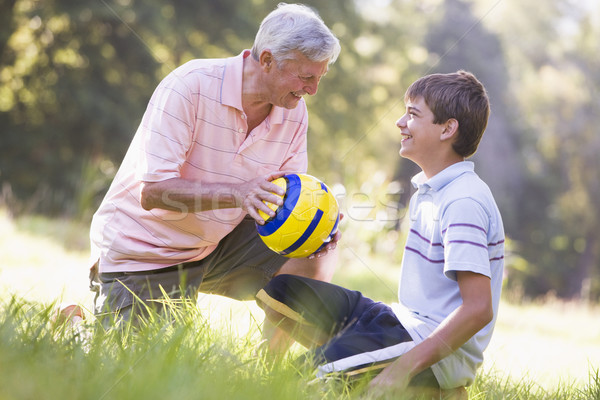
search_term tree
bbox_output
[478,0,600,300]
[0,0,379,217]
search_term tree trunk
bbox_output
[566,230,598,301]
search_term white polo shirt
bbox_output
[393,161,505,389]
[90,50,308,273]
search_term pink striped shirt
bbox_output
[90,50,308,273]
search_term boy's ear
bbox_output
[441,118,459,141]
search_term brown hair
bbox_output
[404,70,490,158]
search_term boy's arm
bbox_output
[368,271,493,394]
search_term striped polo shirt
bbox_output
[90,50,308,273]
[393,161,505,389]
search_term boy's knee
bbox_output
[259,274,293,308]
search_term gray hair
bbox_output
[251,3,341,65]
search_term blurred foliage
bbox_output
[1,0,599,301]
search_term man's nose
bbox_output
[304,81,318,96]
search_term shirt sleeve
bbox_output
[441,198,492,281]
[136,72,196,182]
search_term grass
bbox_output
[1,296,599,400]
[0,297,348,400]
[1,209,600,399]
[482,299,600,391]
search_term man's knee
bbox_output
[275,247,338,282]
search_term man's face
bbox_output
[396,96,445,166]
[266,52,329,109]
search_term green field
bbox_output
[1,209,599,399]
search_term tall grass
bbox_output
[0,296,351,400]
[1,296,599,400]
[2,209,600,399]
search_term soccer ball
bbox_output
[256,173,339,258]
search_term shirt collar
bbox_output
[220,50,290,126]
[411,161,474,191]
[220,50,247,110]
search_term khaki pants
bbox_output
[90,218,288,326]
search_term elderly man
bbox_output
[89,3,341,331]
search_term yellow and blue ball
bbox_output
[256,173,339,258]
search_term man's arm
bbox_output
[369,271,493,394]
[139,172,287,224]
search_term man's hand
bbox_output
[307,213,343,259]
[238,171,288,224]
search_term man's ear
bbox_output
[259,50,274,71]
[441,118,459,141]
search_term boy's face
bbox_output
[396,96,446,168]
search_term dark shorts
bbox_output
[92,218,288,321]
[257,274,439,387]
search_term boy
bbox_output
[256,71,504,397]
